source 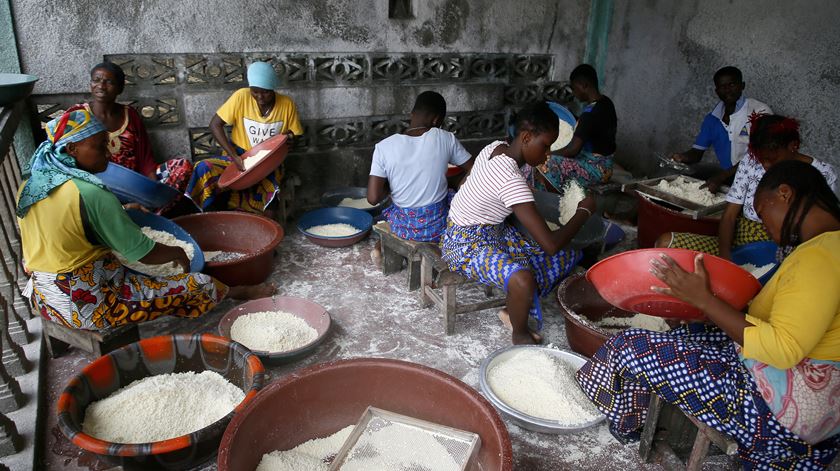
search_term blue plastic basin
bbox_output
[126,209,204,273]
[0,73,38,106]
[731,241,779,285]
[297,207,373,247]
[97,162,180,209]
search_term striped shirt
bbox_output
[450,141,534,226]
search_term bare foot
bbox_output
[227,282,277,300]
[512,329,543,345]
[497,309,512,331]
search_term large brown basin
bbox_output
[173,211,283,286]
[217,358,513,470]
[557,273,637,357]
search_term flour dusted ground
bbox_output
[594,313,670,334]
[307,223,360,237]
[82,371,243,443]
[244,149,272,170]
[558,181,586,224]
[654,177,725,206]
[230,310,318,353]
[487,349,600,424]
[740,262,775,279]
[204,250,247,263]
[551,121,574,152]
[340,421,461,471]
[256,426,353,471]
[116,227,195,276]
[338,197,375,209]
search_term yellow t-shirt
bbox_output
[215,88,303,152]
[743,230,840,369]
[18,179,154,273]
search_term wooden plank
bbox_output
[639,394,665,462]
[454,297,506,314]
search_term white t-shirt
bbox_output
[726,156,838,222]
[369,128,471,208]
[449,141,535,226]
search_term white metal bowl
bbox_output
[478,345,606,434]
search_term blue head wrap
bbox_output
[247,61,278,90]
[16,106,107,217]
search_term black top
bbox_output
[574,96,617,156]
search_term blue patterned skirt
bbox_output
[575,324,840,470]
[439,220,581,329]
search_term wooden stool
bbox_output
[372,222,433,291]
[42,321,140,358]
[418,245,506,335]
[639,394,739,470]
[276,171,300,227]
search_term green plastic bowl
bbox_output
[0,74,38,106]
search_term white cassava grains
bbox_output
[487,349,600,424]
[256,426,354,471]
[116,227,194,277]
[82,371,243,443]
[306,224,360,237]
[230,311,318,353]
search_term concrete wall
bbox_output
[14,0,589,95]
[604,0,840,176]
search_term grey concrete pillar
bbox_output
[0,360,23,413]
[0,299,28,377]
[0,412,21,457]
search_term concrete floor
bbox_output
[42,226,687,471]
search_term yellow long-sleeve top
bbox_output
[742,230,840,369]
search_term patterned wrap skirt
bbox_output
[186,154,282,214]
[28,255,227,331]
[524,150,614,191]
[383,190,454,243]
[669,217,771,255]
[439,220,581,329]
[576,324,840,470]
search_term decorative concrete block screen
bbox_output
[29,52,573,161]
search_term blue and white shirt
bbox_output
[692,96,772,169]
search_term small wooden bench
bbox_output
[372,222,433,291]
[418,245,506,335]
[42,320,139,358]
[639,393,739,470]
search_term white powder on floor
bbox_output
[338,197,375,209]
[487,349,600,425]
[230,310,319,353]
[654,177,726,207]
[339,421,461,471]
[204,250,247,263]
[558,181,586,224]
[244,149,272,171]
[82,371,243,444]
[594,313,670,334]
[307,223,360,237]
[115,227,195,276]
[740,262,776,279]
[551,120,575,152]
[256,426,354,471]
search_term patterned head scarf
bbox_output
[16,105,107,217]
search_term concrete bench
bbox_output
[42,320,139,358]
[417,245,506,335]
[371,221,434,291]
[639,393,739,470]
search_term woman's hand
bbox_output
[649,253,715,309]
[231,154,246,172]
[122,203,150,213]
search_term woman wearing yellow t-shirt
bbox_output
[577,160,840,468]
[186,61,303,215]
